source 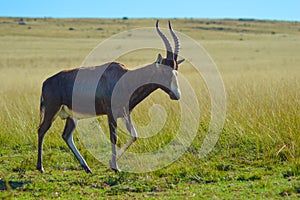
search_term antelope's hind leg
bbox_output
[37,105,60,173]
[62,117,92,173]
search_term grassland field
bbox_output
[0,17,299,199]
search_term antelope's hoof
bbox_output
[109,160,120,173]
[82,165,92,173]
[37,166,44,173]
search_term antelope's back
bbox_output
[41,62,129,115]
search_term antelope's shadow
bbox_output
[0,180,30,190]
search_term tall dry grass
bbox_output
[0,18,299,173]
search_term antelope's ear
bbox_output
[155,53,163,64]
[177,59,185,65]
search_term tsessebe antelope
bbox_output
[37,20,184,173]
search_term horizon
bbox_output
[1,16,299,23]
[1,0,299,22]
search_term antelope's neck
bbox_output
[128,65,158,111]
[129,84,158,111]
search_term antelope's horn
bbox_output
[156,20,173,60]
[168,21,180,61]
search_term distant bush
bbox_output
[18,18,26,25]
[238,18,256,22]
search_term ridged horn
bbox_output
[156,20,173,60]
[168,21,180,61]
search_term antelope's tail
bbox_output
[38,95,45,129]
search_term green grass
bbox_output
[0,17,300,199]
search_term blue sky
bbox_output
[1,0,299,21]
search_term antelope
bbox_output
[37,20,185,173]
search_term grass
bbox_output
[0,17,299,199]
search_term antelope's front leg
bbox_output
[108,116,120,172]
[116,115,137,160]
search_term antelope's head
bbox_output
[155,20,184,100]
